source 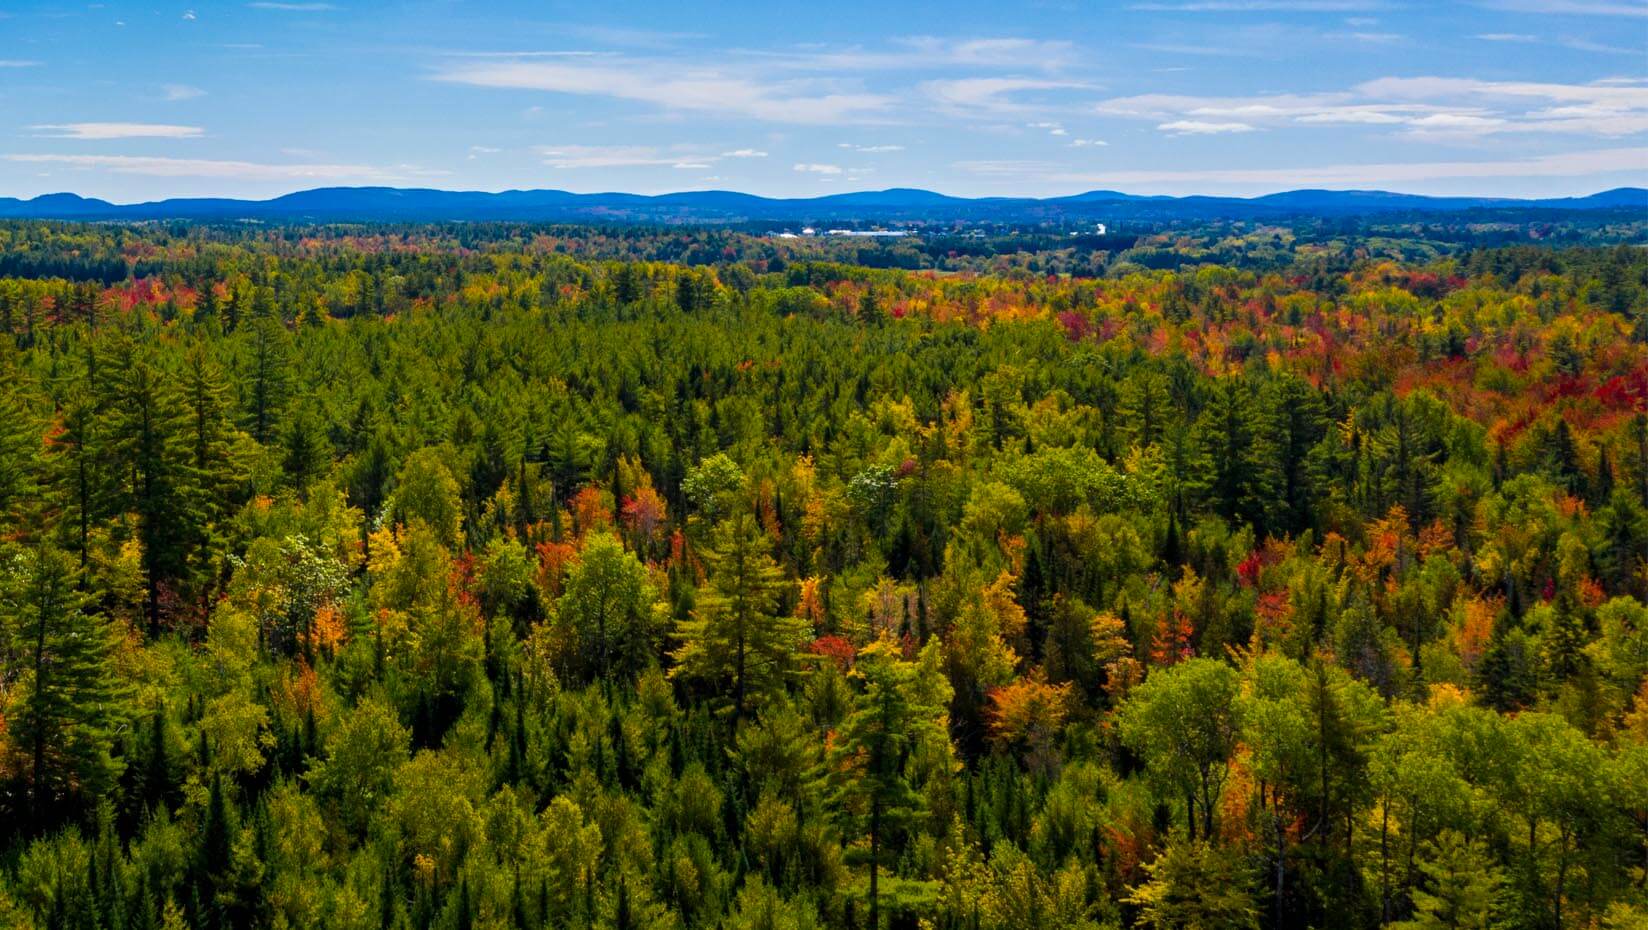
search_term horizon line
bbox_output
[5,183,1646,208]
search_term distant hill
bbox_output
[0,185,1642,224]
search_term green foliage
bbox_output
[0,224,1643,930]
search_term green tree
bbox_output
[556,533,659,684]
[2,544,127,828]
[108,352,204,631]
[306,696,410,837]
[389,447,464,548]
[670,513,807,723]
[242,295,291,444]
[1391,831,1506,930]
[1118,657,1241,840]
[1127,839,1259,930]
[827,636,952,930]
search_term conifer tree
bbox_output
[827,637,951,930]
[2,544,128,829]
[671,513,807,724]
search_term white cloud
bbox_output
[31,122,205,140]
[1045,146,1648,187]
[2,154,412,182]
[921,77,1092,116]
[434,55,891,124]
[1070,138,1109,147]
[538,145,695,168]
[1475,32,1540,40]
[1359,76,1648,136]
[838,143,905,152]
[1159,119,1257,134]
[1475,1,1648,16]
[794,162,843,174]
[0,60,41,68]
[163,84,206,100]
[1098,77,1648,139]
[536,145,772,168]
[247,2,338,9]
[759,37,1077,73]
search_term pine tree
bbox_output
[243,299,291,445]
[45,381,107,569]
[1392,831,1505,930]
[108,353,204,632]
[670,513,806,724]
[0,375,38,535]
[3,544,128,830]
[827,637,952,930]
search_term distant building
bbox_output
[824,229,912,238]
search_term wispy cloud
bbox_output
[838,143,905,152]
[434,37,1086,126]
[0,60,41,68]
[246,2,338,9]
[1099,76,1648,139]
[163,84,206,101]
[2,154,421,182]
[538,145,702,168]
[31,123,205,140]
[1130,41,1257,57]
[793,162,843,174]
[747,37,1077,74]
[1159,119,1257,134]
[1476,29,1643,53]
[1475,0,1648,16]
[921,78,1094,116]
[1040,146,1648,187]
[536,144,770,169]
[434,55,892,124]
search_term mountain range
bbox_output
[0,186,1642,225]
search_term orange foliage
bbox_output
[307,603,348,657]
[1450,596,1498,673]
[570,486,613,536]
[535,539,579,598]
[986,675,1072,750]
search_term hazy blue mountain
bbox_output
[0,185,1641,224]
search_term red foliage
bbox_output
[810,635,857,670]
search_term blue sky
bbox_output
[1,0,1645,201]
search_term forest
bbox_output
[0,219,1645,930]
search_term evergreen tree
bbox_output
[671,513,806,724]
[2,544,127,830]
[108,352,204,631]
[827,637,951,930]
